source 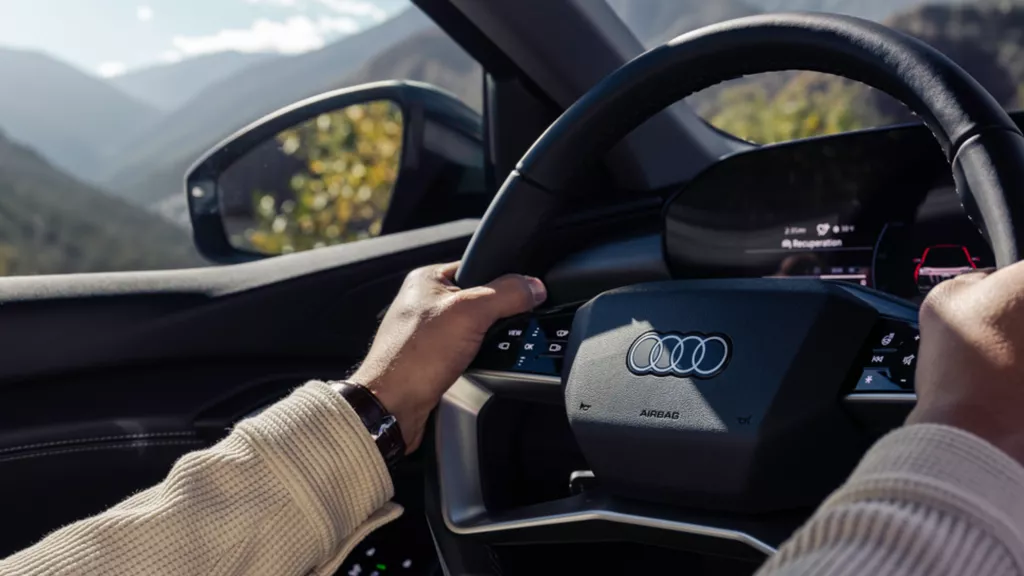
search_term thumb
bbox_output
[456,274,548,323]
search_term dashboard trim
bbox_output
[466,369,561,386]
[843,392,917,404]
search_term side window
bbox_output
[0,2,481,276]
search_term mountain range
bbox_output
[0,129,202,275]
[0,48,159,184]
[111,52,281,111]
[608,0,949,47]
[99,8,438,217]
[0,1,959,222]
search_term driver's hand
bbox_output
[350,262,547,452]
[908,260,1024,464]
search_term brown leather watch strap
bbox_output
[329,380,406,468]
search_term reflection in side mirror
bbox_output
[218,100,403,256]
[187,81,485,263]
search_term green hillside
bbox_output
[0,131,203,276]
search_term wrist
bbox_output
[908,401,1024,465]
[350,368,427,453]
[330,381,406,466]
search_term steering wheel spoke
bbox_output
[432,375,792,563]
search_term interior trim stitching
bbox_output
[0,431,197,455]
[0,440,205,464]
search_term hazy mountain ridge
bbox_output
[607,0,758,46]
[0,129,202,275]
[609,0,962,47]
[743,0,945,20]
[0,47,160,184]
[112,52,281,111]
[99,8,434,209]
[344,28,483,112]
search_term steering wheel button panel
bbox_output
[852,317,920,392]
[855,369,903,392]
[869,320,916,350]
[472,306,580,377]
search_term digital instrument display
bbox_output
[663,129,901,287]
[900,187,994,299]
[755,219,874,286]
[663,124,995,298]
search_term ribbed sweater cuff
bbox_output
[234,381,394,558]
[825,423,1024,567]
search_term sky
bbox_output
[0,0,410,77]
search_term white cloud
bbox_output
[136,5,154,22]
[316,15,360,33]
[159,50,183,63]
[158,0,386,63]
[167,15,358,57]
[247,0,388,22]
[314,0,388,22]
[97,61,127,77]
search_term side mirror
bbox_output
[186,80,485,262]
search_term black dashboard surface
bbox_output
[471,116,1024,380]
[663,117,1014,301]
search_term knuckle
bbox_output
[494,274,532,304]
[406,265,434,283]
[921,274,977,324]
[921,283,950,317]
[919,294,941,325]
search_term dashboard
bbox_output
[664,123,993,302]
[471,120,1006,393]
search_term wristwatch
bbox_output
[329,380,406,468]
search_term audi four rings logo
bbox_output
[627,331,732,378]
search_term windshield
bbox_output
[607,0,1021,144]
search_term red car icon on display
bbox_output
[914,245,980,293]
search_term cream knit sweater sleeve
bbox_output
[758,424,1024,576]
[0,381,402,576]
[5,382,1024,576]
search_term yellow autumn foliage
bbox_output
[245,100,403,255]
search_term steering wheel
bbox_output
[427,13,1024,571]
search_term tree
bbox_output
[239,100,404,255]
[703,73,889,144]
[885,2,1024,108]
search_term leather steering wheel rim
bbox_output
[456,12,1024,287]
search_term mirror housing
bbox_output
[186,80,485,263]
